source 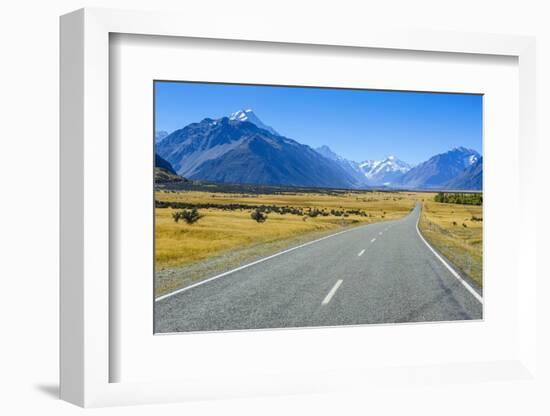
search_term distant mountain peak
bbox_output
[398,147,481,190]
[317,144,332,152]
[355,156,411,186]
[229,109,251,121]
[360,156,411,174]
[315,145,345,161]
[156,115,359,188]
[449,146,479,155]
[155,130,169,143]
[229,109,279,136]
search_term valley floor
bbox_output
[155,189,419,296]
[154,187,483,298]
[155,202,483,332]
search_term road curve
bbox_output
[155,203,482,333]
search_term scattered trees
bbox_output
[157,200,369,219]
[434,192,482,205]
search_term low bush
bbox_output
[172,208,203,224]
[157,200,368,219]
[251,209,267,223]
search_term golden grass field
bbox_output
[155,188,482,295]
[419,201,483,286]
[156,190,419,270]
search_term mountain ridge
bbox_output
[156,110,482,190]
[397,147,480,189]
[444,156,483,190]
[157,114,358,188]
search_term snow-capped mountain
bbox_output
[156,115,358,188]
[314,147,412,187]
[156,110,482,190]
[359,156,412,186]
[398,147,481,189]
[229,109,280,136]
[315,145,367,186]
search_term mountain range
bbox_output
[156,109,482,190]
[156,113,357,188]
[397,147,480,189]
[359,156,412,186]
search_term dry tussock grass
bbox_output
[419,201,483,286]
[155,190,422,270]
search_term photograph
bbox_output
[153,81,483,333]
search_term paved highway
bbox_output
[155,203,482,333]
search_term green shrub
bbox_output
[307,209,321,217]
[251,209,267,223]
[172,208,203,224]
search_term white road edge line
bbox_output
[371,238,376,243]
[156,222,374,302]
[322,280,343,305]
[415,205,483,304]
[358,249,365,257]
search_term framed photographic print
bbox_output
[60,8,538,408]
[153,81,484,334]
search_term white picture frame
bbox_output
[60,8,537,408]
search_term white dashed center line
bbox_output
[358,249,365,257]
[322,280,343,305]
[371,238,376,243]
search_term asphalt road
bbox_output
[155,203,483,333]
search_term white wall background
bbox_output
[0,0,548,414]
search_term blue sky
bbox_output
[155,81,482,165]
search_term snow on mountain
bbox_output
[229,109,280,136]
[156,116,358,188]
[444,156,483,190]
[359,156,412,186]
[314,146,412,187]
[398,147,481,189]
[158,111,480,191]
